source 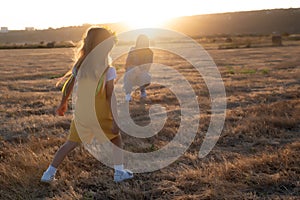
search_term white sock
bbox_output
[46,165,57,175]
[114,164,124,171]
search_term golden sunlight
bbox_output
[116,0,179,29]
[124,15,172,29]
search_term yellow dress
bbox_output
[67,70,118,143]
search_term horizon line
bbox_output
[2,7,299,31]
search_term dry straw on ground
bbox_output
[0,39,299,199]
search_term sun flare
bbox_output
[124,15,172,29]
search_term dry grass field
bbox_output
[0,39,299,199]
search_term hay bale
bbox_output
[46,41,56,48]
[272,35,282,46]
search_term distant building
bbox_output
[0,27,8,33]
[25,27,35,31]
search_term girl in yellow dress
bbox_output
[41,27,133,183]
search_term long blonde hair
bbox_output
[56,26,116,86]
[135,34,150,49]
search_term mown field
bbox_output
[0,40,299,199]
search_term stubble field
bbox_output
[0,40,299,199]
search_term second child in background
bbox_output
[123,34,153,101]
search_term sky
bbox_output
[1,0,300,30]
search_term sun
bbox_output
[102,0,183,30]
[124,15,172,29]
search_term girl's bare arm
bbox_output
[62,76,75,105]
[56,76,75,116]
[106,79,119,134]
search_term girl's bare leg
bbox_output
[110,135,133,182]
[51,141,79,168]
[110,135,123,165]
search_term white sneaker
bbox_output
[41,171,56,183]
[125,94,131,102]
[114,169,133,182]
